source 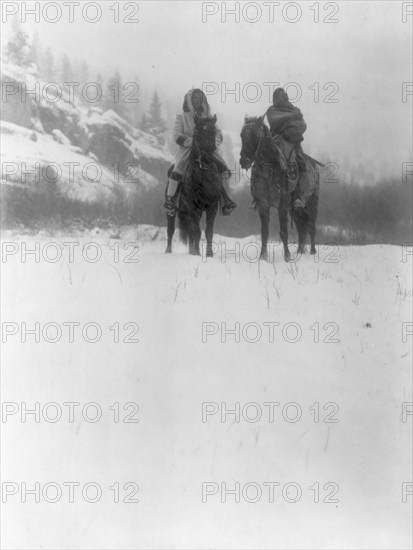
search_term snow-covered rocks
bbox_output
[1,60,174,227]
[51,129,71,146]
[84,109,172,182]
[0,121,156,217]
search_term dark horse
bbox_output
[240,115,319,261]
[165,114,221,256]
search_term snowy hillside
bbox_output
[1,228,411,549]
[1,60,173,219]
[1,121,157,200]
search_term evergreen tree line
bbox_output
[124,175,412,246]
[3,19,168,143]
[6,175,410,245]
[215,177,413,245]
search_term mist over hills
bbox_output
[1,20,412,244]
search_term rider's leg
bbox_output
[220,171,237,215]
[293,144,310,209]
[293,168,312,210]
[164,171,181,214]
[167,171,181,197]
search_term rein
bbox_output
[193,135,204,169]
[193,121,216,170]
[252,113,274,165]
[254,125,264,161]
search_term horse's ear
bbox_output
[212,114,217,124]
[244,114,249,122]
[258,115,265,124]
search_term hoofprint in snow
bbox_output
[1,226,412,550]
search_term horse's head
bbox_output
[239,115,266,170]
[193,114,217,155]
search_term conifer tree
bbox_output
[5,18,31,67]
[102,70,128,119]
[145,90,167,144]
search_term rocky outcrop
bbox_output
[1,60,173,228]
[85,110,172,181]
[1,64,43,132]
[1,61,172,185]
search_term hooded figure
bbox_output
[266,87,307,142]
[266,88,309,209]
[165,88,236,215]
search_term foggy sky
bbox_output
[4,0,413,177]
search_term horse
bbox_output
[239,115,319,261]
[165,114,221,256]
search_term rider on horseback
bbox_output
[164,88,237,216]
[266,88,309,210]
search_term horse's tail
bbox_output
[178,208,190,245]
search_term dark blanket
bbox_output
[266,89,307,144]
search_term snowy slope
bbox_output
[1,121,158,201]
[1,229,412,549]
[1,60,173,208]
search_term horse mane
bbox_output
[194,113,217,126]
[240,114,275,167]
[241,115,269,140]
[192,114,217,160]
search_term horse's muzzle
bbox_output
[240,156,252,170]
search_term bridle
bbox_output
[243,112,268,166]
[193,118,215,170]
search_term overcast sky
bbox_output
[4,0,413,176]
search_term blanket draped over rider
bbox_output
[173,88,230,178]
[266,87,313,204]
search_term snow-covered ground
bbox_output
[1,227,412,549]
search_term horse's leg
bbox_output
[194,211,202,255]
[279,191,290,261]
[188,218,195,255]
[258,203,270,261]
[296,212,307,255]
[304,193,318,254]
[188,235,194,254]
[165,213,176,254]
[308,204,317,255]
[205,203,217,257]
[309,219,316,255]
[189,210,201,256]
[188,228,195,255]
